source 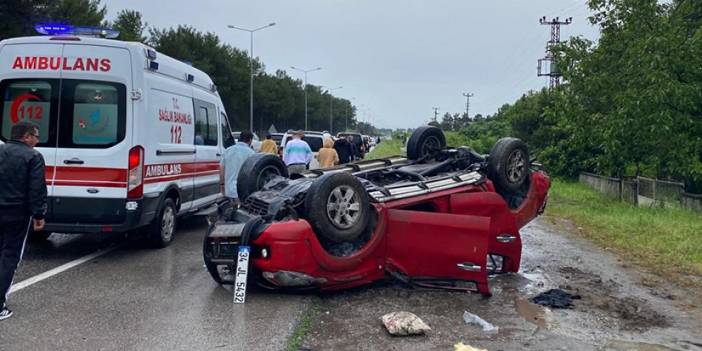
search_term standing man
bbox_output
[347,135,359,161]
[220,130,255,208]
[0,122,47,321]
[259,134,277,154]
[283,130,312,175]
[333,135,353,164]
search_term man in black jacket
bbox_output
[0,122,47,321]
[333,136,353,164]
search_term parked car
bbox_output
[269,132,284,146]
[203,126,550,296]
[280,130,327,169]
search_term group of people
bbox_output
[220,130,369,207]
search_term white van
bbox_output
[0,35,235,247]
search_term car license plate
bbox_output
[233,245,250,304]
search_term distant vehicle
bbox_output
[280,130,327,169]
[0,33,234,247]
[362,134,376,149]
[204,126,550,295]
[269,132,284,146]
[232,131,262,152]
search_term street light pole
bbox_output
[322,86,342,133]
[228,22,276,132]
[291,66,321,130]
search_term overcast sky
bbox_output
[105,0,600,129]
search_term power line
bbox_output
[432,107,440,123]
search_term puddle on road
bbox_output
[600,340,679,351]
[515,298,547,328]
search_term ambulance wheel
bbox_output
[305,173,370,243]
[407,126,446,160]
[203,226,235,285]
[148,198,177,248]
[237,153,289,201]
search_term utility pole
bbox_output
[462,92,473,120]
[537,16,572,90]
[432,107,440,123]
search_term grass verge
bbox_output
[545,179,702,285]
[286,301,320,351]
[367,139,403,159]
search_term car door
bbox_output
[384,208,491,295]
[0,43,64,214]
[192,98,220,209]
[51,45,132,224]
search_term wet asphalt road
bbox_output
[0,217,312,351]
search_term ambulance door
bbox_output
[51,45,132,224]
[0,43,64,210]
[192,97,221,208]
[142,88,196,213]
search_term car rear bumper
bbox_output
[43,195,160,233]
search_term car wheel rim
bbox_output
[257,165,281,189]
[161,206,175,241]
[507,149,526,183]
[326,185,362,230]
[421,136,440,157]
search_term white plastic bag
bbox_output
[462,311,498,333]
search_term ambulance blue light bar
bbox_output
[35,23,120,39]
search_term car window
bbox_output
[194,99,217,146]
[221,112,235,148]
[57,80,126,149]
[0,79,55,145]
[68,83,122,146]
[304,136,323,152]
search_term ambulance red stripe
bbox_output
[43,162,221,187]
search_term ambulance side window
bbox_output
[193,99,217,146]
[194,106,207,145]
[0,79,57,146]
[221,112,235,148]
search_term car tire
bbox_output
[29,230,51,242]
[488,137,530,193]
[203,226,235,285]
[406,126,446,160]
[305,172,370,243]
[147,198,177,248]
[237,153,289,201]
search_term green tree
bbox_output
[112,9,147,42]
[0,0,45,40]
[44,0,106,26]
[0,0,107,40]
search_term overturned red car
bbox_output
[203,126,549,296]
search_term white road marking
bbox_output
[8,245,121,295]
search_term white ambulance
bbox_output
[0,33,236,247]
